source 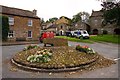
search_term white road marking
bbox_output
[114,58,120,61]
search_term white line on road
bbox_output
[114,58,120,61]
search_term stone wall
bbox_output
[2,14,41,41]
[89,11,119,35]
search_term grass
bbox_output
[55,35,120,44]
[55,36,93,43]
[90,35,120,44]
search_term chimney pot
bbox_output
[33,9,37,15]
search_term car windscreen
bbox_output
[78,32,81,35]
[83,31,87,34]
[74,32,81,35]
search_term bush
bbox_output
[1,16,9,41]
[23,45,39,51]
[76,45,96,54]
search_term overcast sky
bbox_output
[1,0,102,21]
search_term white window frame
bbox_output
[28,20,33,26]
[27,30,32,38]
[8,30,15,38]
[9,17,14,25]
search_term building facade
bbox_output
[42,16,70,36]
[0,5,41,41]
[89,10,120,35]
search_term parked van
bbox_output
[39,31,54,43]
[73,30,89,39]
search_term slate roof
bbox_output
[0,5,40,19]
[90,11,103,17]
[46,24,56,29]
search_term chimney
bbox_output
[33,9,37,15]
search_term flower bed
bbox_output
[27,49,52,63]
[12,45,116,72]
[12,46,99,69]
[76,45,96,54]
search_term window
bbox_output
[28,31,32,38]
[28,20,32,26]
[9,17,14,25]
[8,30,14,38]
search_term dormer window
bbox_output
[28,20,32,26]
[9,17,14,25]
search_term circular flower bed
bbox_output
[12,45,99,70]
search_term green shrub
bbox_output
[76,45,96,54]
[23,45,39,51]
[1,16,9,41]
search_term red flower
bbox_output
[82,45,89,48]
[76,44,80,46]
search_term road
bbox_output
[1,41,119,78]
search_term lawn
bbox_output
[90,35,120,44]
[55,35,120,44]
[55,36,93,43]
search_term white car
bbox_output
[73,30,89,39]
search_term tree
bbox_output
[41,18,45,24]
[72,12,82,24]
[71,12,90,25]
[80,12,90,23]
[48,17,58,23]
[1,16,9,41]
[101,1,120,27]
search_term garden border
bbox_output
[11,55,99,72]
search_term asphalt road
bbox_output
[1,41,119,78]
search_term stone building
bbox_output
[54,16,70,35]
[89,10,120,35]
[43,16,70,35]
[71,21,91,34]
[0,5,41,41]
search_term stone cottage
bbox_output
[52,16,70,35]
[42,16,70,36]
[89,10,120,35]
[0,5,41,41]
[71,21,91,34]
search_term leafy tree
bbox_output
[72,12,82,24]
[0,16,9,41]
[80,12,90,23]
[48,17,58,23]
[41,18,45,24]
[71,12,90,25]
[101,1,120,27]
